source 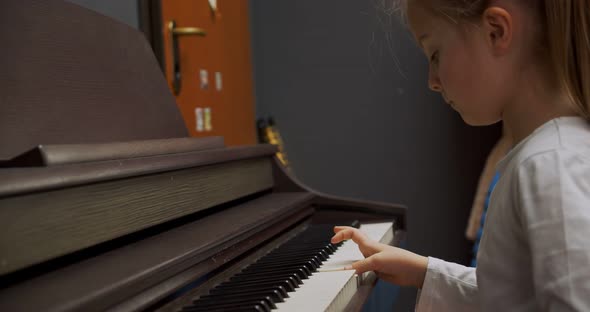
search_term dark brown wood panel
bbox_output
[0,0,187,160]
[0,144,277,197]
[0,192,315,312]
[3,137,225,167]
[0,157,273,275]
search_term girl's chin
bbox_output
[460,113,502,126]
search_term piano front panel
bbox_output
[0,192,316,312]
[0,157,274,275]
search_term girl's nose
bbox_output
[428,67,442,92]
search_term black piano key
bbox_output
[266,253,330,264]
[200,292,282,305]
[244,262,317,274]
[274,240,333,248]
[274,244,336,254]
[239,262,314,273]
[257,255,325,266]
[234,267,310,280]
[256,251,327,263]
[232,271,308,284]
[182,306,266,312]
[224,273,300,284]
[262,249,332,260]
[191,296,275,310]
[202,289,284,303]
[234,269,310,282]
[244,260,318,272]
[209,283,288,297]
[230,273,303,288]
[229,273,302,286]
[192,294,274,309]
[211,284,289,298]
[279,240,330,245]
[253,256,314,266]
[216,279,294,293]
[183,308,265,312]
[183,300,271,312]
[268,245,332,254]
[185,223,361,312]
[241,265,315,277]
[268,250,324,257]
[266,244,329,252]
[279,239,329,244]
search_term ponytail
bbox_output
[544,0,590,120]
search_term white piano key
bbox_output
[275,222,393,312]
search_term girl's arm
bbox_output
[518,151,590,311]
[415,257,478,312]
[332,227,479,311]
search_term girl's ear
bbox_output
[481,6,513,56]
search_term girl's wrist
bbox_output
[414,255,429,288]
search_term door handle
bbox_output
[168,20,207,95]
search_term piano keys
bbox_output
[274,222,393,311]
[157,222,394,312]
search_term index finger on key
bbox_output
[331,227,366,244]
[333,226,354,233]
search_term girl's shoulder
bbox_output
[499,116,590,174]
[493,117,590,228]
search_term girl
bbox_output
[331,0,590,311]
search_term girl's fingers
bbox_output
[333,226,353,233]
[330,227,368,244]
[330,230,345,244]
[331,229,350,243]
[350,254,378,274]
[331,227,354,243]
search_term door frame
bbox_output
[137,0,166,72]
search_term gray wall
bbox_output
[64,0,139,29]
[250,0,500,309]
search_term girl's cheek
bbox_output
[438,60,453,88]
[445,53,469,86]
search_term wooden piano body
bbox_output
[0,1,407,311]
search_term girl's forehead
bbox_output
[406,2,442,39]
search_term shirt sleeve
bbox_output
[517,150,590,311]
[415,257,479,312]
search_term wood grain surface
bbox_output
[0,158,272,275]
[0,192,314,312]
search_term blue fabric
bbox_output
[471,171,501,267]
[362,239,407,311]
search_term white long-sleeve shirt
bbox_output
[416,117,590,311]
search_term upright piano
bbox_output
[0,1,407,311]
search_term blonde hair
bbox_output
[546,1,590,119]
[406,0,590,120]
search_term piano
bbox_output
[0,1,407,311]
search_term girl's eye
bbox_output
[430,51,439,65]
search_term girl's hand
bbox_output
[331,226,428,288]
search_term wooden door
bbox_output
[160,0,256,145]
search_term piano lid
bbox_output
[0,0,187,161]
